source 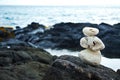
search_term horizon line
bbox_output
[0,4,120,7]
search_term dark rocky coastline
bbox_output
[0,45,119,80]
[14,22,120,58]
[0,22,120,80]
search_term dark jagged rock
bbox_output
[39,22,98,50]
[16,26,21,30]
[117,69,120,75]
[14,22,45,35]
[14,22,45,42]
[0,39,29,48]
[98,23,120,58]
[0,46,53,80]
[113,23,120,29]
[43,55,120,80]
[15,22,120,58]
[0,34,119,80]
[15,22,98,50]
[0,46,53,66]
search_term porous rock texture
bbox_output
[43,55,120,80]
[0,46,53,80]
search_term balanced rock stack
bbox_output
[78,27,105,66]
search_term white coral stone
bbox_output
[78,49,101,66]
[82,27,99,36]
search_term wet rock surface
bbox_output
[43,55,120,80]
[15,22,120,58]
[0,39,29,48]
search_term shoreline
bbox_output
[0,22,120,58]
[0,22,120,80]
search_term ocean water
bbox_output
[0,5,120,70]
[0,6,120,28]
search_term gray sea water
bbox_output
[0,5,120,28]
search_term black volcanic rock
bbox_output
[15,22,120,58]
[98,23,120,58]
[117,69,120,75]
[113,23,120,29]
[14,22,45,37]
[42,22,98,50]
[0,46,119,80]
[0,39,29,48]
[43,55,120,80]
[25,22,45,31]
[0,46,53,80]
[0,33,119,80]
[15,22,98,50]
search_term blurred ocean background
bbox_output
[0,5,120,28]
[0,5,120,71]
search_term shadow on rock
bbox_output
[0,46,54,80]
[43,55,120,80]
